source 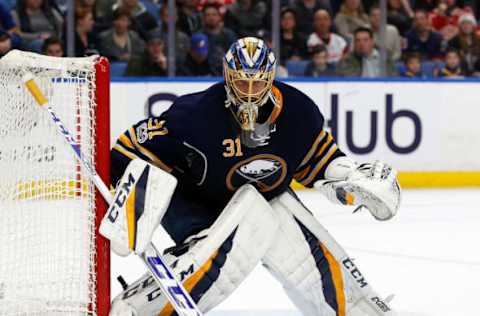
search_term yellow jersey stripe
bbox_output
[129,127,173,173]
[315,133,333,158]
[294,165,311,182]
[119,133,135,150]
[301,144,338,186]
[299,130,326,168]
[113,145,138,161]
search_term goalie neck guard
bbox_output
[223,37,277,132]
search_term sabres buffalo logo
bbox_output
[226,154,287,192]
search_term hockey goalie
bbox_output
[105,37,401,316]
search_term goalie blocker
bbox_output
[100,159,177,256]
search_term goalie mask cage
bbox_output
[0,50,110,316]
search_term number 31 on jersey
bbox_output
[222,138,243,157]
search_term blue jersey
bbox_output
[112,81,344,211]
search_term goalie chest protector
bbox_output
[112,81,334,210]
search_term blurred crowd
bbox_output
[0,0,479,78]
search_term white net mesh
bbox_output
[0,51,100,315]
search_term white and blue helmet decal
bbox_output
[224,37,276,75]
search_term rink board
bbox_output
[110,78,480,187]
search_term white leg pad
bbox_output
[263,191,397,316]
[110,184,279,315]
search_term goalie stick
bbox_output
[23,72,203,316]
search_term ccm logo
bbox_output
[342,258,368,288]
[371,296,391,313]
[107,173,136,222]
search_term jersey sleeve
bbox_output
[292,94,346,188]
[111,116,180,186]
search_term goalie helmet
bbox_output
[223,37,276,131]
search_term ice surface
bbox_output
[111,189,480,316]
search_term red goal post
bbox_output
[94,55,111,316]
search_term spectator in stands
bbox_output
[304,44,336,76]
[279,7,308,65]
[201,4,236,75]
[428,0,466,41]
[426,0,472,19]
[415,0,473,13]
[96,0,116,21]
[471,58,480,77]
[291,0,331,37]
[471,1,480,20]
[113,0,158,40]
[77,0,97,13]
[337,27,397,77]
[401,53,425,77]
[177,0,203,36]
[438,48,467,77]
[77,0,113,32]
[177,33,214,76]
[369,6,402,61]
[197,0,234,15]
[387,0,413,36]
[404,9,444,60]
[334,0,370,42]
[42,36,63,56]
[224,0,267,38]
[0,30,13,57]
[0,2,16,31]
[448,13,480,74]
[0,2,22,48]
[2,0,16,10]
[98,8,145,61]
[358,0,379,14]
[74,7,98,56]
[13,0,63,52]
[158,4,190,65]
[307,9,348,64]
[414,0,436,11]
[125,31,168,76]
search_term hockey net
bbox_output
[0,50,110,316]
